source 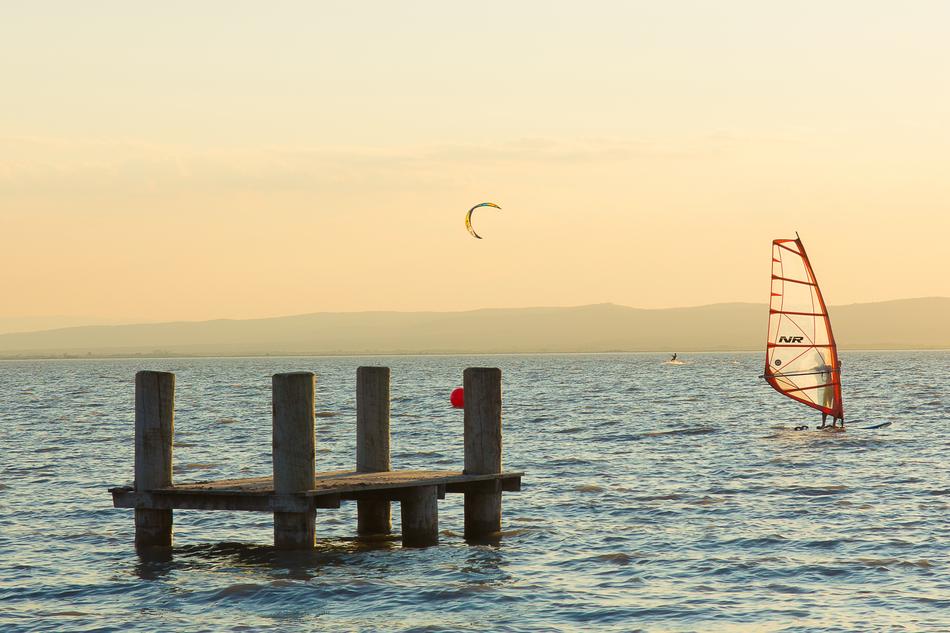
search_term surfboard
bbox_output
[790,421,891,432]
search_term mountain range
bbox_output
[0,298,946,358]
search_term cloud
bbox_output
[0,135,734,197]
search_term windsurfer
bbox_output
[835,360,844,428]
[822,415,844,429]
[819,359,844,428]
[764,236,845,432]
[817,358,837,428]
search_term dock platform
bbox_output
[111,469,523,513]
[109,366,522,550]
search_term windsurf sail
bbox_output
[764,234,843,420]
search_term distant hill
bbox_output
[0,298,947,358]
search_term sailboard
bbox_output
[764,234,844,426]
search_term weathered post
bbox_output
[134,370,175,549]
[463,367,502,541]
[272,372,316,550]
[356,366,391,536]
[400,485,439,547]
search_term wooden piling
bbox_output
[356,366,392,536]
[400,485,439,547]
[272,372,316,550]
[463,367,503,540]
[134,370,175,549]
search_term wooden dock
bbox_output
[109,367,523,550]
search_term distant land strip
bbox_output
[0,298,947,359]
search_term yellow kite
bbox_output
[465,202,501,239]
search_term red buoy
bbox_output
[450,387,464,409]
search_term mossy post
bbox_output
[134,370,175,549]
[463,367,503,541]
[400,485,439,547]
[272,372,316,550]
[356,366,392,536]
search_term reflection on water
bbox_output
[0,352,948,631]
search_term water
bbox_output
[1,352,947,632]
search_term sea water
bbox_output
[1,352,947,632]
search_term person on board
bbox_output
[818,358,843,429]
[817,358,835,429]
[671,353,677,362]
[835,359,844,428]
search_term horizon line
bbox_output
[2,346,949,363]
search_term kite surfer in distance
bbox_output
[671,353,677,362]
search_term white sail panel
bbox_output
[764,237,843,419]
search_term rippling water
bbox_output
[1,352,947,632]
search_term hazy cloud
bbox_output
[0,135,741,196]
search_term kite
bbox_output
[465,202,501,239]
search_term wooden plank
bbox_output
[110,472,523,512]
[154,476,277,494]
[501,476,521,492]
[305,471,518,497]
[447,479,500,494]
[112,491,336,512]
[142,470,523,496]
[446,476,520,493]
[111,473,520,498]
[342,483,447,503]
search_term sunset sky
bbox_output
[2,1,948,332]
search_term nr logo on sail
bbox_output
[778,336,804,343]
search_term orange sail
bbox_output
[764,235,843,420]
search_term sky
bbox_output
[2,1,949,331]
